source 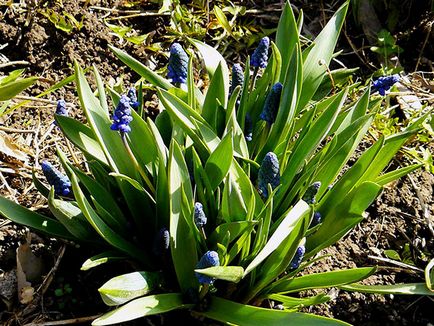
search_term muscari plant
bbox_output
[1,1,433,325]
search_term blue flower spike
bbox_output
[195,251,220,284]
[111,95,133,133]
[244,113,253,142]
[194,202,207,228]
[303,181,321,204]
[289,245,305,270]
[250,36,270,69]
[53,99,68,125]
[167,43,189,84]
[153,227,170,256]
[230,63,244,95]
[372,74,400,96]
[127,87,139,109]
[41,160,71,196]
[311,211,322,227]
[260,82,283,124]
[258,152,280,199]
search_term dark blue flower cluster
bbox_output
[289,245,305,270]
[194,202,207,228]
[372,74,400,96]
[230,63,244,95]
[195,251,220,284]
[244,113,253,142]
[110,95,133,133]
[153,227,170,256]
[127,87,139,109]
[167,43,188,84]
[41,160,71,196]
[53,99,68,125]
[258,152,280,199]
[311,211,322,227]
[250,37,270,69]
[260,82,283,124]
[303,181,321,204]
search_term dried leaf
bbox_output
[0,131,29,165]
[16,233,43,304]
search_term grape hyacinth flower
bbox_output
[53,99,68,125]
[250,36,270,69]
[311,211,322,227]
[110,95,133,133]
[258,152,280,199]
[289,245,305,270]
[153,227,170,256]
[41,160,71,196]
[195,251,220,284]
[194,202,207,228]
[230,63,244,95]
[303,181,321,204]
[127,87,139,109]
[372,74,400,96]
[244,113,253,142]
[260,82,283,124]
[167,43,188,84]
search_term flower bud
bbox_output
[303,181,321,204]
[372,74,400,96]
[250,37,270,69]
[111,95,133,133]
[244,113,253,142]
[41,160,71,196]
[311,211,322,227]
[260,82,283,124]
[288,245,305,270]
[153,227,170,256]
[230,63,244,95]
[258,152,280,199]
[195,251,220,284]
[127,87,139,109]
[167,43,188,84]
[194,202,207,228]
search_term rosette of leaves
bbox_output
[1,1,432,325]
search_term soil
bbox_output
[0,0,433,325]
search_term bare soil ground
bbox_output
[0,0,433,325]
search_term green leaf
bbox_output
[81,251,126,271]
[340,283,434,296]
[47,188,97,242]
[194,266,244,283]
[375,164,422,186]
[268,267,376,294]
[98,271,163,306]
[202,63,228,131]
[265,293,331,308]
[32,168,50,198]
[188,38,229,85]
[199,297,350,325]
[214,6,232,34]
[92,294,192,325]
[0,76,38,101]
[244,201,310,276]
[109,45,172,90]
[0,196,73,240]
[209,221,257,246]
[169,141,198,292]
[298,1,349,111]
[70,173,148,265]
[425,259,434,291]
[276,0,299,83]
[205,131,233,191]
[92,65,109,115]
[55,115,109,165]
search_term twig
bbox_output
[14,96,59,105]
[407,174,434,237]
[37,245,66,296]
[0,126,36,133]
[0,60,30,69]
[23,314,102,326]
[414,21,433,72]
[89,6,142,14]
[0,171,17,200]
[368,255,424,272]
[105,11,170,21]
